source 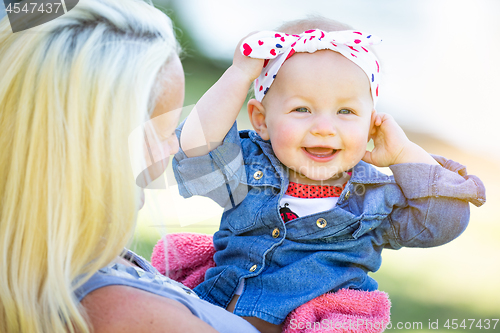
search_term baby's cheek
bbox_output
[347,131,370,158]
[280,131,297,144]
[270,131,299,166]
[271,128,296,147]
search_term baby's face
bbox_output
[260,50,374,185]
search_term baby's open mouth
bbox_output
[304,147,337,157]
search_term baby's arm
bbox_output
[364,113,485,247]
[363,112,439,167]
[385,157,484,248]
[180,35,263,158]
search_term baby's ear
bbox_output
[247,99,270,140]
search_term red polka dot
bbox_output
[285,182,347,199]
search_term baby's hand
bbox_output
[363,113,439,167]
[232,32,264,82]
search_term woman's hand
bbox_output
[363,113,439,167]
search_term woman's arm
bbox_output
[81,285,219,333]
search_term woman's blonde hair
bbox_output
[0,0,179,332]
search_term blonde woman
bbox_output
[0,0,259,332]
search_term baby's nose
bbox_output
[310,115,337,136]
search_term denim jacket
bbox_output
[173,121,486,325]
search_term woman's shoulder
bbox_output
[76,252,259,333]
[75,252,214,332]
[80,284,218,333]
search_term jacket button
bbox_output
[272,228,280,238]
[249,264,257,272]
[316,218,327,228]
[345,190,350,200]
[253,170,263,180]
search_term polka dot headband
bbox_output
[240,29,382,105]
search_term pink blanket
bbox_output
[151,232,390,332]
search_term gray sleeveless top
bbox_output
[74,250,258,333]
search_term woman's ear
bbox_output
[247,99,270,140]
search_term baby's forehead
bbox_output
[278,51,371,87]
[261,50,373,107]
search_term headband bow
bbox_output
[240,29,382,105]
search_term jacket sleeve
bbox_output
[384,155,486,249]
[172,121,248,209]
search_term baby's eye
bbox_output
[293,107,310,113]
[338,109,353,115]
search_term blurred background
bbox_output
[2,0,498,331]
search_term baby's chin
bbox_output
[288,168,351,185]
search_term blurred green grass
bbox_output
[130,54,500,333]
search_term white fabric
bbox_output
[235,279,245,296]
[240,29,382,105]
[280,194,339,218]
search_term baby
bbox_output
[173,17,485,333]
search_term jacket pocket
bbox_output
[224,187,276,233]
[285,208,361,242]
